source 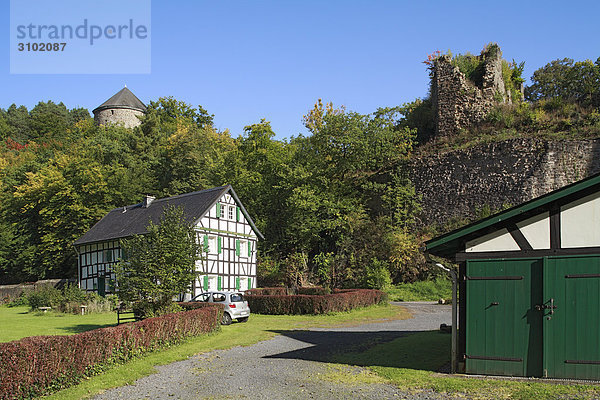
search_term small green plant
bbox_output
[7,293,29,307]
[27,285,63,310]
[451,52,485,87]
[17,284,116,314]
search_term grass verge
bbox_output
[332,331,600,400]
[386,278,452,302]
[0,305,116,343]
[42,303,408,399]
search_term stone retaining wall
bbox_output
[411,138,600,226]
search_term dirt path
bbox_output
[92,302,452,400]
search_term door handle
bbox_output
[534,299,557,314]
[549,298,556,315]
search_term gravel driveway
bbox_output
[92,302,452,400]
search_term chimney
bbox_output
[142,195,155,208]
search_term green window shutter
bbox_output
[236,277,240,290]
[217,237,222,254]
[236,207,240,222]
[248,278,252,290]
[248,241,252,257]
[203,235,209,252]
[216,203,221,218]
[217,276,222,291]
[203,276,208,290]
[236,240,240,256]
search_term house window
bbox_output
[204,275,218,291]
[228,206,235,220]
[238,240,248,257]
[207,236,217,254]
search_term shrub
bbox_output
[246,287,288,296]
[245,289,387,315]
[23,284,116,314]
[296,287,331,295]
[6,294,28,307]
[26,286,63,310]
[177,302,223,311]
[0,306,221,400]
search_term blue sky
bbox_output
[2,0,600,140]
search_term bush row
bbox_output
[245,288,387,315]
[177,301,222,310]
[246,286,331,296]
[246,287,288,296]
[0,306,221,400]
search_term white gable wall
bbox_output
[465,229,519,252]
[193,191,258,296]
[561,192,600,248]
[517,212,550,249]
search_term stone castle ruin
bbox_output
[430,44,521,138]
[410,45,600,227]
[93,87,146,128]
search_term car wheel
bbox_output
[238,317,249,323]
[221,312,232,325]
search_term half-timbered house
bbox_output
[74,185,263,298]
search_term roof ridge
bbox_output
[104,186,230,212]
[152,185,229,203]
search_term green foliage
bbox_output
[525,57,600,108]
[386,278,452,301]
[27,285,63,309]
[18,284,115,314]
[0,95,421,291]
[451,51,485,87]
[397,99,435,143]
[362,259,392,289]
[115,206,199,318]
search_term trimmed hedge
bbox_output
[245,288,387,315]
[246,287,331,296]
[297,287,331,295]
[246,287,288,296]
[0,306,221,400]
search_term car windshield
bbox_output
[230,293,244,302]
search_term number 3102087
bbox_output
[18,43,67,51]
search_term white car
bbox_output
[191,291,250,325]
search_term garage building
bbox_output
[425,172,600,379]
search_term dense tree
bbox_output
[525,57,600,107]
[115,206,199,317]
[0,96,424,288]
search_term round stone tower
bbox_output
[93,87,147,128]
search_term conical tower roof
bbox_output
[93,87,147,114]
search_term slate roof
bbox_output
[74,185,263,246]
[92,87,147,114]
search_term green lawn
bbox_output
[0,306,117,343]
[333,331,600,400]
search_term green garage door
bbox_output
[544,255,600,380]
[466,259,543,376]
[467,256,600,379]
